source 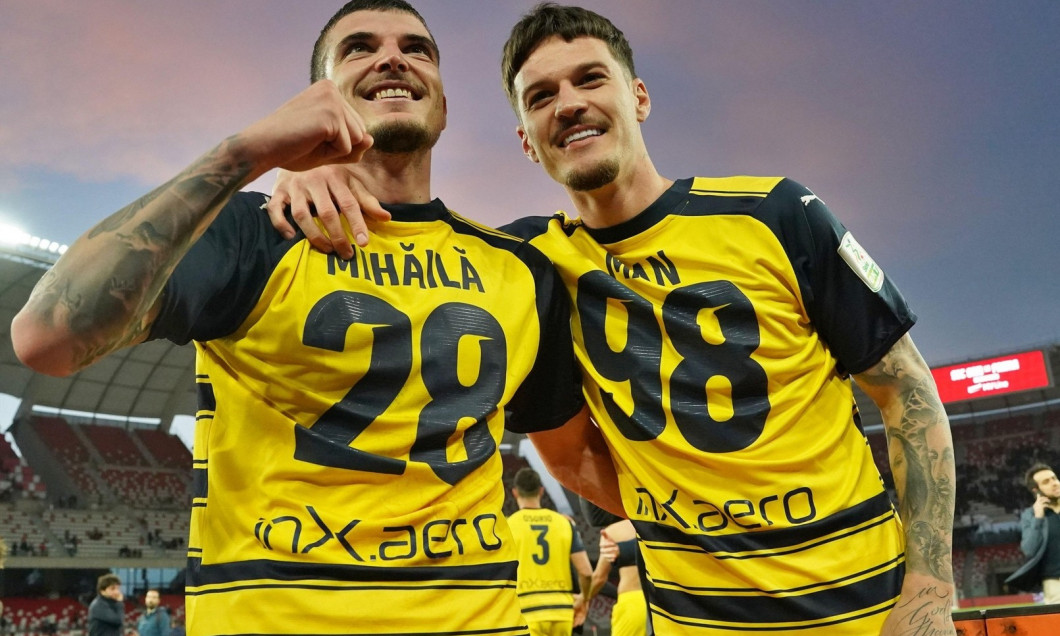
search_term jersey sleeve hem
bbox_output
[843,314,917,375]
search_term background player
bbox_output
[508,467,594,636]
[11,1,618,633]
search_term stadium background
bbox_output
[1,239,1058,634]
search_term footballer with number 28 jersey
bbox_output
[150,192,582,635]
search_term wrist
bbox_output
[216,134,273,186]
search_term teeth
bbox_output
[563,129,602,146]
[372,88,413,100]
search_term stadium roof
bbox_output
[0,246,196,426]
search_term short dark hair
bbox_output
[311,0,437,83]
[513,467,543,496]
[501,2,636,109]
[97,573,121,592]
[1026,462,1054,491]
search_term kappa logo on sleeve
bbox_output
[837,232,884,293]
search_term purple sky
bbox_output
[1,0,1058,367]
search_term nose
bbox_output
[374,44,409,73]
[554,82,586,120]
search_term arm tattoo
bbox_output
[858,336,955,584]
[24,137,254,370]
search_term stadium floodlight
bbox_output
[0,219,69,258]
[0,222,32,246]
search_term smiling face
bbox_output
[321,9,446,154]
[513,36,650,192]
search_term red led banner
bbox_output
[931,350,1052,404]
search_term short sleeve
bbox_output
[148,191,300,344]
[767,179,916,375]
[503,243,584,433]
[570,524,586,554]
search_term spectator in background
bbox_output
[169,615,186,636]
[88,573,124,636]
[137,589,170,636]
[1006,463,1060,601]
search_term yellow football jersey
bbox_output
[152,192,581,636]
[507,507,585,623]
[504,177,915,634]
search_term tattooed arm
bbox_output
[854,333,957,636]
[11,80,371,377]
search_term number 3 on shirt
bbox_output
[577,272,770,453]
[294,291,506,485]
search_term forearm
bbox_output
[585,559,613,602]
[855,335,955,586]
[527,408,625,518]
[12,137,258,375]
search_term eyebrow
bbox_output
[332,31,439,61]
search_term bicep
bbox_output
[852,333,935,417]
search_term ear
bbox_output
[517,125,539,163]
[633,78,651,123]
[511,487,519,499]
[441,94,448,131]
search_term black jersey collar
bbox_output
[582,178,693,244]
[381,198,450,222]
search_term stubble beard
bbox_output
[369,121,440,154]
[564,158,620,192]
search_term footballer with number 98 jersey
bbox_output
[504,175,915,634]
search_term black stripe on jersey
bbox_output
[192,466,208,500]
[187,557,518,588]
[218,627,529,636]
[635,491,893,557]
[651,554,904,595]
[197,381,216,412]
[645,562,902,627]
[187,580,518,597]
[650,601,894,632]
[522,604,573,614]
[517,589,576,597]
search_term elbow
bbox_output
[11,311,79,377]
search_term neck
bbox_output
[350,148,433,206]
[567,157,672,229]
[517,498,542,509]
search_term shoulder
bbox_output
[446,211,556,271]
[499,215,561,241]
